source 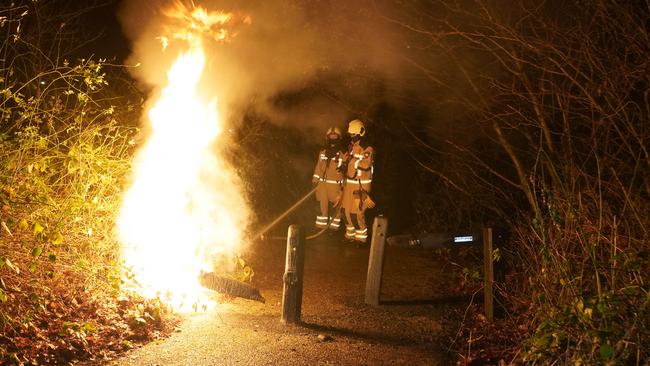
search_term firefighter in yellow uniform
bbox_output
[341,119,375,243]
[312,127,346,230]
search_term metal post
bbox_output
[365,216,388,306]
[482,227,494,322]
[281,225,305,324]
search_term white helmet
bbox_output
[347,119,366,137]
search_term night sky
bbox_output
[79,0,130,62]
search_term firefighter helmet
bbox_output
[326,127,341,140]
[347,119,366,137]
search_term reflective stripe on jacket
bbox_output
[345,143,374,184]
[313,149,345,184]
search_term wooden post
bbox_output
[281,225,305,324]
[365,216,388,306]
[482,227,494,322]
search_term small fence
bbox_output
[364,216,495,322]
[280,216,496,324]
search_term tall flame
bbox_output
[118,3,250,308]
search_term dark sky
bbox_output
[81,0,130,62]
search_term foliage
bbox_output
[525,290,649,365]
[383,0,649,363]
[0,2,179,364]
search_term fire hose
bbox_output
[252,185,339,241]
[199,186,327,301]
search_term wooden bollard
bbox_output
[365,216,388,306]
[482,227,494,322]
[281,224,305,324]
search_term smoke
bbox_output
[117,0,406,136]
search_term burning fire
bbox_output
[118,2,250,309]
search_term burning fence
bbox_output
[117,1,252,309]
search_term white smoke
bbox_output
[117,0,407,135]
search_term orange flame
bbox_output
[158,0,251,49]
[118,2,250,310]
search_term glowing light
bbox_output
[453,236,474,243]
[118,3,250,310]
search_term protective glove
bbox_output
[363,196,376,209]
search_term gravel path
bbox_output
[104,233,460,366]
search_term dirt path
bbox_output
[105,233,462,366]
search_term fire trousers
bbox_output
[344,209,367,242]
[341,181,371,243]
[315,181,342,230]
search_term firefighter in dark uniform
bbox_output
[341,119,375,243]
[312,127,346,230]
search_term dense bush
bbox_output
[383,1,649,363]
[0,2,176,364]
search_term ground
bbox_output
[103,230,478,366]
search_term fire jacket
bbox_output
[313,149,345,186]
[341,141,374,214]
[312,148,345,228]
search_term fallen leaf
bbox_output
[317,334,333,342]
